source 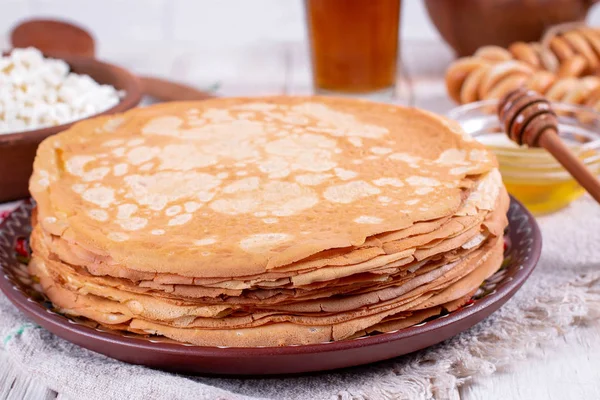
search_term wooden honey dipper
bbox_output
[498,87,600,204]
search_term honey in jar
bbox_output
[448,101,600,215]
[478,133,597,214]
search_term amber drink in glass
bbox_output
[305,0,401,99]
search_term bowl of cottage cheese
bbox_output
[0,47,142,202]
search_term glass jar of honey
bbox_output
[448,100,600,215]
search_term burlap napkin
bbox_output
[1,197,599,400]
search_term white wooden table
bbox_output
[1,40,600,400]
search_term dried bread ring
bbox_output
[509,41,541,68]
[544,78,580,102]
[549,36,575,62]
[474,45,513,62]
[460,64,490,103]
[561,76,600,105]
[483,74,529,101]
[526,71,556,94]
[557,54,588,77]
[445,57,489,103]
[576,28,600,74]
[577,28,600,60]
[531,42,560,72]
[584,86,600,109]
[477,61,533,99]
[562,31,599,71]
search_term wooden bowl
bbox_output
[0,54,142,202]
[424,0,593,57]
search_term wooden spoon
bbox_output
[11,19,95,57]
[9,18,214,102]
[140,76,215,102]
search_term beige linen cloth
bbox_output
[1,197,599,400]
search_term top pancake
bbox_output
[30,96,497,278]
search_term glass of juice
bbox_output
[305,0,402,100]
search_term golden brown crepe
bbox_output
[28,96,508,347]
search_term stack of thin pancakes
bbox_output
[28,96,509,347]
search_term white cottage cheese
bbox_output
[0,47,122,134]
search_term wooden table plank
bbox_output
[460,323,600,400]
[0,350,57,400]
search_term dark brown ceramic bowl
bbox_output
[0,197,541,376]
[424,0,593,57]
[0,53,142,203]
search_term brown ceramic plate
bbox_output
[0,52,142,202]
[0,197,541,376]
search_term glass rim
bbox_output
[447,99,600,176]
[448,98,600,120]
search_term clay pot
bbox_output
[425,0,599,57]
